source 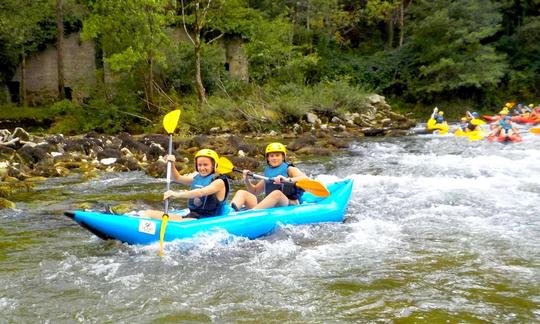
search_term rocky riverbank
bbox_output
[0,95,415,208]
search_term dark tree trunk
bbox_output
[20,46,27,107]
[56,0,66,100]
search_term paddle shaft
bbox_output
[230,166,295,184]
[164,134,173,214]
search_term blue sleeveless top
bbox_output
[263,162,303,200]
[187,173,230,217]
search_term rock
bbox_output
[306,112,321,124]
[146,143,165,161]
[191,135,210,148]
[367,94,385,105]
[287,134,317,151]
[210,127,220,134]
[12,127,30,141]
[0,129,11,142]
[0,198,15,209]
[117,156,141,171]
[268,130,278,137]
[145,160,167,178]
[295,146,333,156]
[17,144,50,166]
[331,116,343,124]
[361,127,385,136]
[97,148,121,160]
[381,118,392,127]
[100,158,117,166]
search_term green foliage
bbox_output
[405,0,507,98]
[500,16,540,99]
[163,43,226,95]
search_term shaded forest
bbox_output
[1,0,539,134]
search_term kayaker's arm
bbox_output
[164,179,225,200]
[243,170,264,195]
[166,154,193,186]
[287,166,308,183]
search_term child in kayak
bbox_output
[229,142,308,211]
[142,149,230,221]
[489,115,519,138]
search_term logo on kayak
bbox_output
[138,220,156,235]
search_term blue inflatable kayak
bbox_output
[64,179,353,245]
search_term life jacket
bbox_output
[460,122,468,131]
[466,121,477,131]
[435,116,445,123]
[187,173,230,217]
[263,162,304,201]
[499,120,512,131]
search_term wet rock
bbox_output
[0,198,15,209]
[97,148,121,160]
[361,127,386,136]
[117,156,141,171]
[145,160,167,178]
[100,158,117,166]
[147,143,166,161]
[17,144,49,166]
[191,135,210,148]
[287,134,317,151]
[295,146,333,156]
[140,134,169,149]
[118,133,149,154]
[228,136,260,156]
[12,127,30,141]
[327,137,350,149]
[306,112,321,124]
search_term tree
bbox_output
[83,0,171,111]
[0,0,52,106]
[404,0,507,99]
[56,0,66,100]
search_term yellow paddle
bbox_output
[217,156,330,197]
[159,109,181,256]
[530,128,540,134]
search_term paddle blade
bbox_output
[163,110,181,134]
[530,128,540,134]
[217,156,235,174]
[296,179,330,197]
[158,214,169,256]
[471,118,485,126]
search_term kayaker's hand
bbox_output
[166,155,176,163]
[242,169,251,180]
[164,190,182,200]
[273,175,289,184]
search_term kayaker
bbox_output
[229,142,308,211]
[465,111,481,131]
[489,115,518,138]
[459,117,469,131]
[142,149,230,221]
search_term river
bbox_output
[1,129,539,322]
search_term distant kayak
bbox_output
[64,179,354,245]
[511,116,540,124]
[487,134,522,143]
[454,129,486,141]
[426,118,449,134]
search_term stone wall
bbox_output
[12,29,249,105]
[11,33,96,105]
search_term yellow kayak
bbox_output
[454,129,487,141]
[427,118,449,134]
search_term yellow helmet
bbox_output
[438,111,444,116]
[265,142,287,155]
[499,109,508,115]
[529,104,534,108]
[461,117,467,122]
[505,102,513,108]
[194,149,219,171]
